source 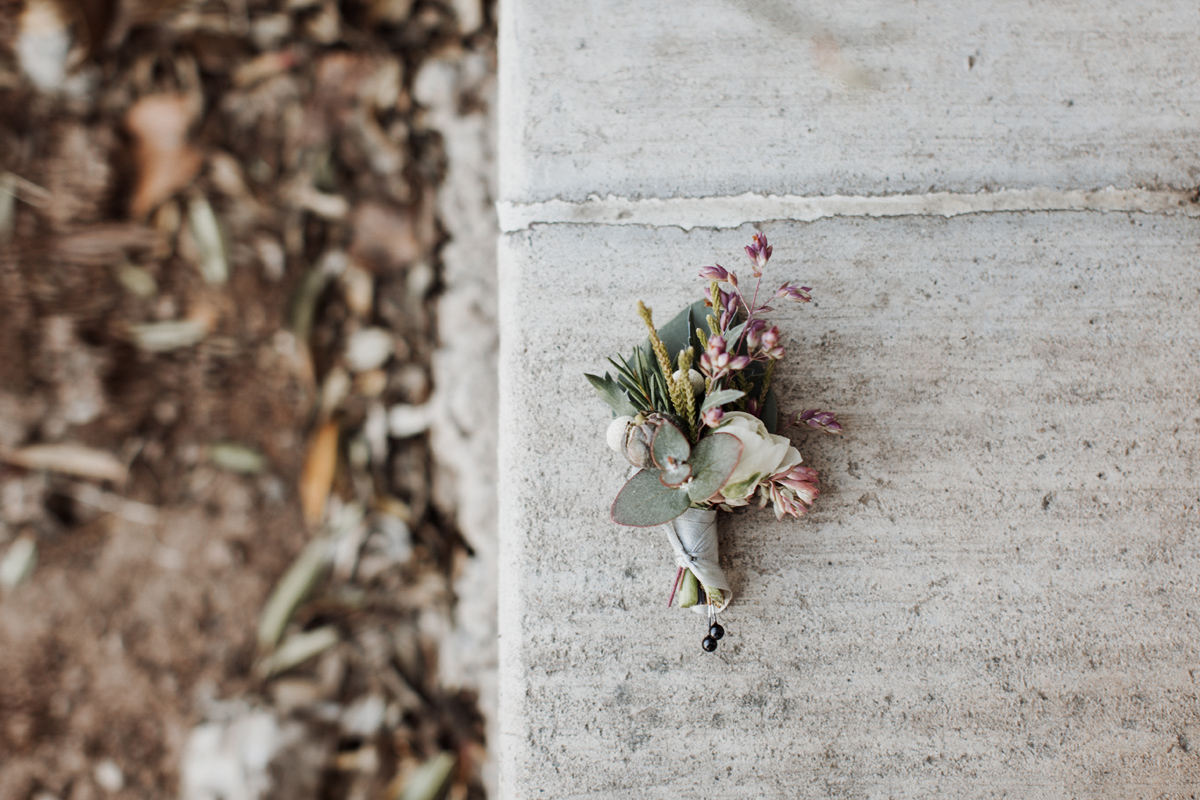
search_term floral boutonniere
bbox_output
[586,233,841,653]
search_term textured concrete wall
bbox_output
[498,1,1200,797]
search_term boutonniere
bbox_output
[586,233,841,652]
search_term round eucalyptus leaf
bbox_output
[659,461,693,488]
[687,432,743,503]
[650,417,691,469]
[611,469,691,527]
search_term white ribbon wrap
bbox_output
[665,507,732,613]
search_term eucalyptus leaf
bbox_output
[700,389,745,413]
[611,469,690,527]
[650,418,690,468]
[678,568,700,608]
[659,461,692,488]
[687,432,743,503]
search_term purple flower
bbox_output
[744,318,766,351]
[699,335,751,380]
[760,326,784,360]
[698,264,729,282]
[745,232,772,277]
[765,464,820,520]
[796,409,842,434]
[775,282,812,303]
[703,285,735,314]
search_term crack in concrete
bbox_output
[497,186,1200,232]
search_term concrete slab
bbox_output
[498,214,1200,797]
[500,0,1200,203]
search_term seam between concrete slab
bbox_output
[497,186,1200,232]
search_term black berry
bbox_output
[709,623,725,641]
[701,636,718,652]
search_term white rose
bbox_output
[715,411,802,501]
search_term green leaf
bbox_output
[704,585,724,607]
[761,388,779,434]
[678,568,700,608]
[606,356,641,386]
[655,300,708,366]
[720,471,764,500]
[659,461,692,488]
[611,469,691,527]
[700,389,745,413]
[584,372,639,417]
[632,346,666,412]
[687,432,743,503]
[723,320,746,347]
[651,418,690,468]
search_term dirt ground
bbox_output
[0,0,493,797]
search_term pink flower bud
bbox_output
[745,232,772,277]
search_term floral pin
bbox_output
[586,233,841,653]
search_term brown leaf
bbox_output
[126,94,203,219]
[349,201,418,272]
[3,443,127,482]
[299,420,338,526]
[232,50,298,89]
[52,223,161,265]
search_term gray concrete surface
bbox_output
[498,1,1200,797]
[500,0,1200,203]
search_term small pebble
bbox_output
[387,404,430,438]
[344,327,395,372]
[94,758,124,792]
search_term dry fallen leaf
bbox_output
[299,420,339,526]
[393,752,456,800]
[53,224,162,265]
[349,201,419,272]
[129,318,209,352]
[0,535,37,590]
[232,50,298,89]
[186,196,229,284]
[257,625,339,678]
[3,443,127,482]
[126,94,204,219]
[256,537,332,650]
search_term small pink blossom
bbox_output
[745,231,772,277]
[776,282,812,303]
[698,264,729,282]
[699,335,751,380]
[764,464,820,520]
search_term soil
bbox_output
[0,1,493,798]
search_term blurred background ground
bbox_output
[0,0,498,797]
